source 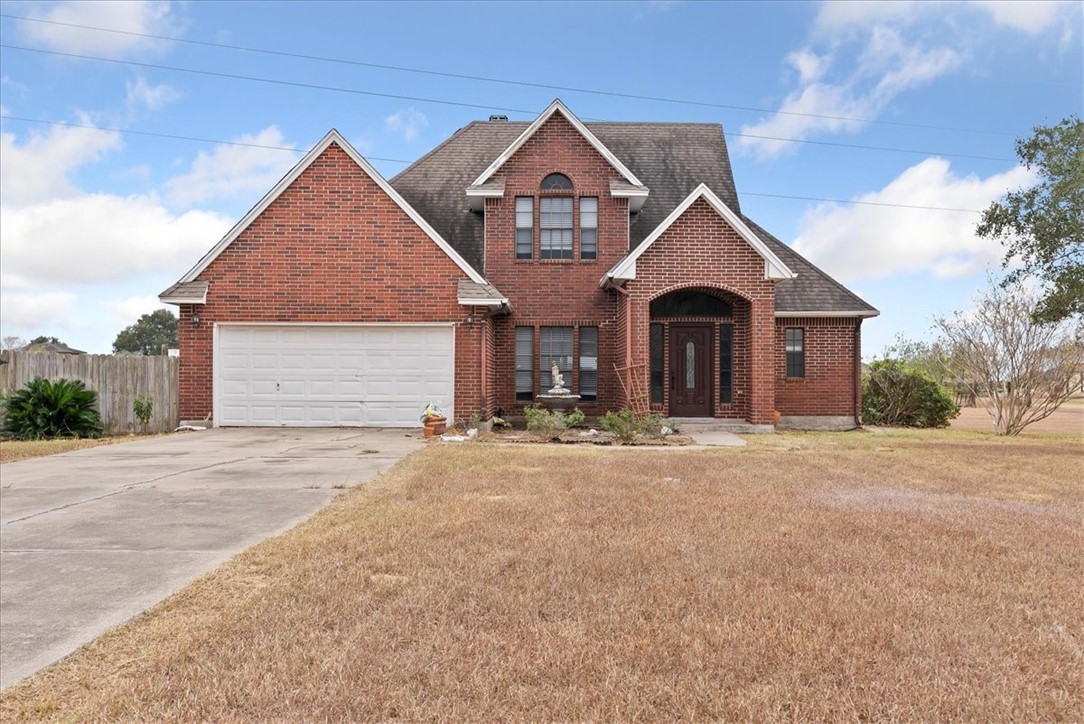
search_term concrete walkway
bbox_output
[0,428,421,689]
[678,423,748,447]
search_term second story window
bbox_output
[541,173,573,190]
[580,197,598,260]
[540,197,573,259]
[515,197,533,259]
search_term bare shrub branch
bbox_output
[934,281,1084,435]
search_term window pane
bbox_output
[580,197,597,260]
[719,324,733,404]
[650,324,664,404]
[540,197,573,259]
[579,327,598,400]
[516,327,533,400]
[541,173,573,190]
[686,341,696,389]
[540,327,573,390]
[515,197,533,260]
[785,328,804,378]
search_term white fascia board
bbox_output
[176,129,489,287]
[775,310,881,318]
[159,296,207,306]
[465,186,505,212]
[457,296,508,306]
[469,99,645,189]
[605,183,796,283]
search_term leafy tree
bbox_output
[934,280,1084,436]
[862,360,959,428]
[29,335,63,346]
[113,309,179,356]
[977,116,1083,324]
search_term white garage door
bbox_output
[216,324,454,427]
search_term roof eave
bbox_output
[775,310,881,318]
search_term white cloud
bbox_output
[739,27,960,158]
[384,108,428,142]
[0,291,78,331]
[815,1,922,32]
[100,295,172,329]
[816,0,1076,37]
[970,1,1074,35]
[786,49,831,84]
[164,127,297,207]
[125,76,181,113]
[791,158,1036,282]
[17,0,180,57]
[1,122,123,206]
[0,193,231,289]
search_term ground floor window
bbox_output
[649,323,664,404]
[579,326,598,400]
[540,327,573,390]
[719,323,733,403]
[515,327,534,400]
[785,327,805,378]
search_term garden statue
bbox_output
[549,361,566,393]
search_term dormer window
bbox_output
[541,173,573,191]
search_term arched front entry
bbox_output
[648,287,750,419]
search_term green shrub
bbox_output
[600,408,638,442]
[133,395,153,429]
[2,377,104,439]
[862,360,959,428]
[525,406,587,435]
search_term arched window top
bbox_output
[540,173,573,191]
[650,290,733,318]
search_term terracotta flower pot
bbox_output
[423,416,447,438]
[771,410,782,424]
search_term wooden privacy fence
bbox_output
[0,352,179,434]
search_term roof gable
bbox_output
[469,99,645,190]
[604,184,795,285]
[167,129,489,293]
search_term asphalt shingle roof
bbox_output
[391,119,876,316]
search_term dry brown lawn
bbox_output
[2,427,1082,721]
[951,400,1084,437]
[0,436,159,464]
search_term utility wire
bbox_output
[0,44,1015,162]
[0,12,1018,137]
[0,114,986,213]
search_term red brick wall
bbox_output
[629,198,778,424]
[483,113,627,413]
[177,142,482,421]
[774,317,861,417]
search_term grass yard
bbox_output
[0,436,150,464]
[2,427,1082,721]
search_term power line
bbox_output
[0,12,1018,137]
[0,114,986,213]
[0,44,1015,162]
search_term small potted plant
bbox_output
[420,403,447,438]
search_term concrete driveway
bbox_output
[0,427,422,689]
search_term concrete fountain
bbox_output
[536,361,581,411]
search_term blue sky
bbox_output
[1,0,1080,356]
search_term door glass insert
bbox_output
[686,340,696,388]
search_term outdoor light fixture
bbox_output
[466,313,475,327]
[192,311,201,327]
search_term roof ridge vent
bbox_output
[488,114,509,121]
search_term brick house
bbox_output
[160,100,877,430]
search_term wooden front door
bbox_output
[669,325,712,417]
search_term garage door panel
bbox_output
[217,325,453,427]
